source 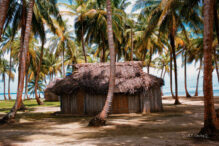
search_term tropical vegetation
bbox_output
[0,0,218,136]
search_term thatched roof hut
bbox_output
[44,78,61,101]
[49,61,164,115]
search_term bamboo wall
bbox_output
[60,87,163,115]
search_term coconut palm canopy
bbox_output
[49,61,164,96]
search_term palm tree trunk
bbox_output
[131,28,133,61]
[34,41,44,105]
[89,0,116,126]
[147,49,152,73]
[160,65,164,78]
[184,52,191,98]
[81,17,87,63]
[24,44,29,100]
[169,49,175,98]
[162,69,166,79]
[62,47,65,77]
[3,74,7,100]
[199,0,219,135]
[195,59,202,96]
[101,45,106,62]
[0,0,34,124]
[170,33,180,104]
[213,2,219,82]
[25,72,29,100]
[101,33,106,62]
[213,48,219,82]
[8,49,12,100]
[0,0,10,40]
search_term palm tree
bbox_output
[89,0,116,126]
[154,51,170,79]
[59,0,90,62]
[177,32,192,97]
[0,59,14,100]
[199,0,219,135]
[213,0,219,82]
[1,26,14,100]
[134,0,190,104]
[28,79,45,98]
[0,0,10,40]
[0,0,35,124]
[43,50,62,81]
[183,50,192,98]
[0,0,63,123]
[187,36,204,96]
[194,59,202,96]
[49,23,75,77]
[73,0,124,63]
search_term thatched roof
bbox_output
[49,61,164,95]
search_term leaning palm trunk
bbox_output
[3,74,7,100]
[0,0,34,124]
[101,33,106,62]
[199,0,219,135]
[62,47,65,77]
[170,32,180,104]
[34,41,44,105]
[8,48,12,100]
[88,0,116,126]
[195,59,202,96]
[81,18,87,63]
[0,0,10,40]
[169,50,175,98]
[25,73,29,100]
[213,3,219,82]
[160,65,164,78]
[184,52,191,98]
[130,28,133,61]
[162,69,166,79]
[147,50,152,73]
[25,55,30,100]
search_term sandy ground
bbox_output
[0,96,219,146]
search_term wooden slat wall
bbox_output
[70,94,77,114]
[156,87,163,111]
[149,89,155,112]
[60,87,163,115]
[141,90,151,114]
[77,90,85,114]
[112,94,129,114]
[61,94,78,114]
[85,94,106,115]
[128,94,140,113]
[149,87,163,112]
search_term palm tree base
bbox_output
[0,112,16,125]
[8,95,12,100]
[216,109,219,118]
[37,101,44,105]
[18,102,27,111]
[88,116,106,127]
[174,99,181,105]
[198,126,219,139]
[186,94,192,98]
[36,99,44,105]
